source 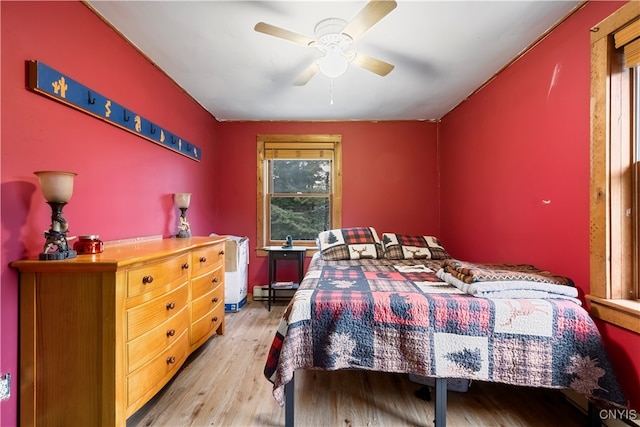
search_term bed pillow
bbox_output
[382,233,451,260]
[318,227,384,260]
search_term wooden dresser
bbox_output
[11,236,227,427]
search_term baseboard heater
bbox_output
[252,285,295,301]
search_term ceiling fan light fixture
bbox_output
[254,1,397,85]
[314,18,349,45]
[318,49,349,79]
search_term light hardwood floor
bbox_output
[127,300,589,427]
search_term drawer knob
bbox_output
[212,297,219,303]
[166,302,176,310]
[166,356,176,364]
[219,250,225,255]
[166,329,176,337]
[212,316,218,322]
[142,275,153,284]
[199,256,207,263]
[212,277,218,283]
[181,262,189,269]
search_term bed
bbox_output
[263,227,627,426]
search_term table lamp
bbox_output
[175,192,192,238]
[34,171,77,260]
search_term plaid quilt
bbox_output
[264,254,628,410]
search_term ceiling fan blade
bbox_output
[351,52,394,76]
[293,62,320,86]
[341,0,397,40]
[254,22,315,46]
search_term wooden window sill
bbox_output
[587,295,640,333]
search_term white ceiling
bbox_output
[86,1,581,122]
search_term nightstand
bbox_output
[264,246,306,311]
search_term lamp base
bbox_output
[176,209,191,238]
[39,249,77,260]
[40,201,77,260]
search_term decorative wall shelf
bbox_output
[27,60,201,161]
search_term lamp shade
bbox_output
[318,50,349,79]
[34,171,76,203]
[175,193,191,209]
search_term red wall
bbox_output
[213,121,439,289]
[2,0,638,425]
[438,0,639,410]
[1,2,221,425]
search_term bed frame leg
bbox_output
[285,375,295,427]
[434,378,447,427]
[587,402,602,427]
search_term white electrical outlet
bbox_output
[0,373,10,401]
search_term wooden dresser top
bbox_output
[11,235,227,273]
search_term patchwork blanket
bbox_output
[264,254,627,410]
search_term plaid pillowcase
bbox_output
[318,227,384,260]
[381,233,451,260]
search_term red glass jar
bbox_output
[74,235,104,254]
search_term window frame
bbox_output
[589,1,640,333]
[256,134,342,256]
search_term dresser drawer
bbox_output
[126,284,189,341]
[126,307,189,374]
[191,284,224,321]
[191,243,224,276]
[126,329,189,409]
[127,254,190,299]
[191,302,224,345]
[191,265,223,300]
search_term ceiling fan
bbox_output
[254,0,397,86]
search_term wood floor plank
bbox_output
[127,301,588,427]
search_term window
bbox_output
[257,134,342,253]
[589,1,640,333]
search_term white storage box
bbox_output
[408,373,469,392]
[222,236,249,312]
